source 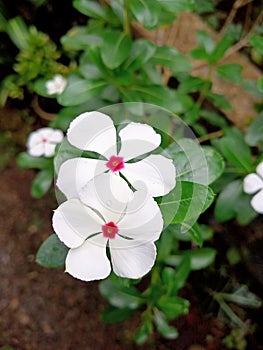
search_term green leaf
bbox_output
[154,310,179,339]
[249,35,263,55]
[100,31,132,69]
[211,36,233,62]
[159,0,195,13]
[58,76,107,106]
[129,0,160,29]
[216,64,243,84]
[159,181,214,226]
[101,305,135,324]
[258,76,263,93]
[73,0,107,19]
[158,296,189,319]
[206,91,232,110]
[134,319,153,344]
[245,111,263,146]
[150,46,191,74]
[218,128,253,173]
[178,76,208,94]
[124,39,156,71]
[214,175,257,225]
[187,222,204,246]
[166,139,224,185]
[17,152,53,169]
[99,279,143,309]
[33,78,53,97]
[61,27,102,50]
[31,168,53,198]
[36,234,69,268]
[6,16,29,50]
[166,247,216,270]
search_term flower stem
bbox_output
[123,1,131,35]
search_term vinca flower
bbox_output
[57,111,176,199]
[53,173,163,281]
[45,74,67,95]
[243,162,263,213]
[27,127,64,157]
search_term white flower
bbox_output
[243,162,263,213]
[53,173,163,281]
[45,74,67,95]
[57,111,176,199]
[27,127,64,157]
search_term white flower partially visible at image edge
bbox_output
[45,74,67,95]
[52,173,164,281]
[56,111,176,199]
[27,127,64,157]
[243,162,263,214]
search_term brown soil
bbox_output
[0,160,229,350]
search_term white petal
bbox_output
[44,143,56,157]
[251,190,263,214]
[52,199,103,248]
[28,143,45,157]
[118,123,161,161]
[110,237,156,279]
[48,129,64,143]
[38,127,54,139]
[256,162,263,179]
[121,154,176,197]
[243,173,263,194]
[79,173,133,223]
[67,111,117,157]
[66,236,111,281]
[56,158,106,199]
[118,190,163,242]
[27,131,42,149]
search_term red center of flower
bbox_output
[41,137,48,143]
[102,221,119,239]
[106,155,124,172]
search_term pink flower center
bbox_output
[106,155,124,172]
[102,221,119,239]
[41,137,48,143]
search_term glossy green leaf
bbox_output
[159,0,195,13]
[154,310,179,339]
[166,139,224,185]
[178,76,208,94]
[249,35,263,55]
[129,0,160,29]
[214,178,257,225]
[73,0,107,19]
[99,279,143,309]
[100,31,132,69]
[245,111,263,146]
[36,234,68,268]
[211,36,233,62]
[17,152,53,169]
[258,76,263,93]
[134,319,153,344]
[124,39,156,71]
[216,64,243,84]
[206,91,232,110]
[61,27,102,50]
[218,128,253,173]
[166,247,216,270]
[159,181,214,226]
[172,255,191,291]
[150,46,191,74]
[58,76,107,106]
[31,168,53,198]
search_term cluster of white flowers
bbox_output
[243,162,263,214]
[53,111,177,281]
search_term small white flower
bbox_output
[45,74,67,95]
[243,162,263,213]
[53,174,163,281]
[27,127,64,157]
[57,111,176,199]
